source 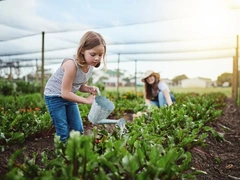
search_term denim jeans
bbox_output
[44,95,84,143]
[150,91,176,107]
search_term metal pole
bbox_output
[117,53,120,98]
[41,31,45,98]
[35,59,38,83]
[135,60,137,94]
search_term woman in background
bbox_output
[141,70,175,107]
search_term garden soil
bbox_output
[0,97,239,179]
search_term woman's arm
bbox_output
[158,81,173,106]
[61,60,95,104]
[145,98,151,105]
[162,89,173,106]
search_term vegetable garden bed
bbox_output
[0,92,239,179]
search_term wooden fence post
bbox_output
[232,56,237,100]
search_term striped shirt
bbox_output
[44,58,93,96]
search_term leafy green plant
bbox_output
[0,80,14,96]
[2,91,228,179]
[15,80,41,94]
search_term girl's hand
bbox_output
[86,94,95,104]
[88,86,98,95]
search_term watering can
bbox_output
[88,89,126,132]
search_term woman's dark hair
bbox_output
[144,74,160,100]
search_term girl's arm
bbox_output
[79,84,98,95]
[61,60,95,104]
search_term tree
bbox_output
[217,72,232,86]
[122,77,132,86]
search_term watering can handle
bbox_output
[96,88,101,96]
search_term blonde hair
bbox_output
[144,74,160,100]
[76,31,107,69]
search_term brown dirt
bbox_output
[0,97,239,179]
[190,98,240,180]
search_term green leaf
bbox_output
[98,157,119,177]
[8,148,24,169]
[122,153,139,177]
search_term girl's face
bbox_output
[83,45,105,66]
[146,75,156,85]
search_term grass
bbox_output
[105,86,232,98]
[171,87,232,97]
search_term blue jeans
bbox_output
[150,91,176,107]
[44,95,84,143]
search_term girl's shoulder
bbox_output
[61,58,75,65]
[62,58,76,67]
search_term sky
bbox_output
[1,0,240,81]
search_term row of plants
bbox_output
[0,91,144,152]
[0,80,41,96]
[1,91,227,179]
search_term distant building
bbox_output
[181,77,212,88]
[222,82,230,87]
[92,69,127,87]
[23,69,52,82]
[162,78,174,87]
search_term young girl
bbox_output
[141,70,175,107]
[44,31,107,143]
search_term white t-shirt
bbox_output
[157,81,170,92]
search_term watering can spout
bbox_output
[91,118,126,134]
[91,117,125,126]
